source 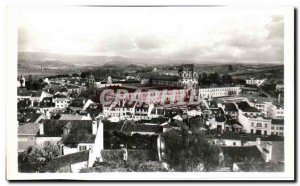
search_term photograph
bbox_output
[6,5,295,181]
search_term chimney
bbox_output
[92,121,98,135]
[256,138,261,146]
[46,110,51,119]
[268,142,273,160]
[39,123,44,135]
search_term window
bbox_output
[79,145,87,151]
[257,123,262,127]
[89,145,93,152]
[265,124,268,128]
[271,126,274,130]
[233,142,236,146]
[251,122,254,127]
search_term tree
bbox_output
[34,141,60,162]
[200,73,208,85]
[208,72,219,84]
[81,72,88,78]
[162,127,220,172]
[221,74,233,84]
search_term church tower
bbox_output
[178,64,198,89]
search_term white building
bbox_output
[103,100,137,118]
[246,77,267,86]
[271,119,284,136]
[53,97,71,110]
[238,114,272,135]
[198,86,241,98]
[266,103,284,119]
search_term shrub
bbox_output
[137,161,167,172]
[101,149,123,162]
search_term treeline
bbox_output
[198,72,235,86]
[25,79,47,91]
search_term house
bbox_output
[62,120,98,155]
[18,112,46,123]
[18,123,39,152]
[220,146,264,169]
[221,103,238,119]
[37,97,56,114]
[134,102,154,120]
[236,101,261,117]
[17,99,32,109]
[266,103,284,119]
[271,119,284,136]
[52,94,71,111]
[103,100,137,118]
[59,87,70,96]
[208,108,227,131]
[224,118,243,132]
[37,119,104,166]
[17,90,32,105]
[245,95,272,117]
[150,105,165,118]
[245,77,267,86]
[276,84,284,93]
[36,120,67,145]
[65,84,82,95]
[238,114,272,135]
[43,150,90,173]
[187,105,202,117]
[68,97,89,113]
[31,91,53,103]
[232,139,284,172]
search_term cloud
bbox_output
[17,7,284,64]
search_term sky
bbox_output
[17,7,284,63]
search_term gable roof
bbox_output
[38,120,70,137]
[39,97,55,108]
[18,113,43,123]
[17,90,32,97]
[59,114,84,120]
[62,120,96,145]
[237,101,260,112]
[69,98,86,108]
[223,103,238,112]
[31,91,43,97]
[43,150,89,172]
[103,120,163,134]
[18,123,39,135]
[221,146,264,162]
[208,101,218,108]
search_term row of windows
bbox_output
[200,88,239,92]
[271,132,284,136]
[78,145,93,151]
[271,126,284,130]
[251,122,269,128]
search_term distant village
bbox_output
[17,64,285,173]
